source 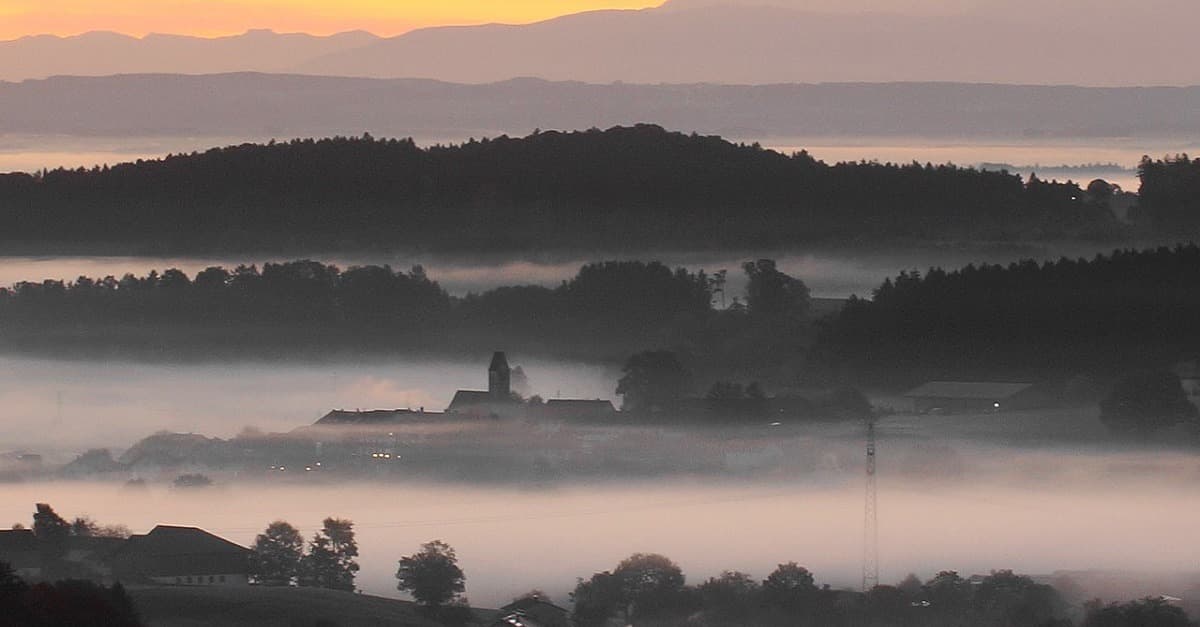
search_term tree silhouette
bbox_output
[299,518,359,592]
[761,562,818,612]
[1082,597,1192,627]
[612,553,686,623]
[616,351,690,413]
[395,540,466,608]
[570,571,622,627]
[252,521,305,586]
[0,126,1106,253]
[742,259,811,318]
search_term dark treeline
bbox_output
[0,259,809,374]
[0,564,142,627]
[568,554,1194,627]
[1134,155,1200,231]
[814,244,1200,383]
[0,125,1115,253]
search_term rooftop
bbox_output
[120,525,250,558]
[544,399,614,408]
[316,409,441,426]
[903,381,1034,400]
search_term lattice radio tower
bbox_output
[862,418,879,592]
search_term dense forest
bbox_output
[1132,155,1200,231]
[5,245,1200,387]
[0,259,812,380]
[813,244,1200,383]
[0,125,1120,253]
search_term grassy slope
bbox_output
[129,585,495,627]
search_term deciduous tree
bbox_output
[396,540,466,608]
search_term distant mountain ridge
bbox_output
[3,0,1200,85]
[2,74,1199,140]
[0,29,379,81]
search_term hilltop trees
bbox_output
[616,351,691,413]
[395,540,466,608]
[248,518,358,591]
[298,518,360,592]
[761,562,818,611]
[742,259,810,318]
[0,564,144,627]
[567,557,1082,627]
[570,553,688,625]
[31,504,70,545]
[697,571,760,621]
[0,126,1104,253]
[396,540,472,625]
[1082,597,1193,627]
[1132,154,1200,231]
[251,521,305,586]
[814,245,1200,383]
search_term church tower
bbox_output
[488,351,511,400]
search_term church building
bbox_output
[446,352,522,418]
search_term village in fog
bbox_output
[6,1,1200,626]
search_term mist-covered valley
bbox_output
[5,417,1200,610]
[3,68,1200,627]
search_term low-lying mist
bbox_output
[3,439,1199,609]
[0,241,1149,302]
[0,355,616,452]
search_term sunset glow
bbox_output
[0,0,662,40]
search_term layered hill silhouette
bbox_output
[0,29,379,82]
[3,74,1199,140]
[3,0,1199,85]
[0,125,1115,254]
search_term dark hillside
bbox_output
[0,125,1110,254]
[813,244,1200,384]
[128,585,481,627]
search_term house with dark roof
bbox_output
[0,528,42,579]
[490,596,572,627]
[315,408,442,426]
[539,399,616,421]
[110,525,252,586]
[903,381,1049,414]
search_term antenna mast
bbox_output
[862,418,879,592]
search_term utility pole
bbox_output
[862,418,879,592]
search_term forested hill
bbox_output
[813,244,1200,383]
[0,125,1117,254]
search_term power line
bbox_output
[862,418,878,592]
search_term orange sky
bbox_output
[0,0,663,40]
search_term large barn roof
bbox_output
[903,381,1033,400]
[114,525,250,577]
[316,409,441,425]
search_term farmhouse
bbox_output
[0,528,41,579]
[491,596,571,627]
[540,399,617,420]
[903,381,1049,414]
[110,525,252,586]
[0,515,251,587]
[314,408,442,426]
